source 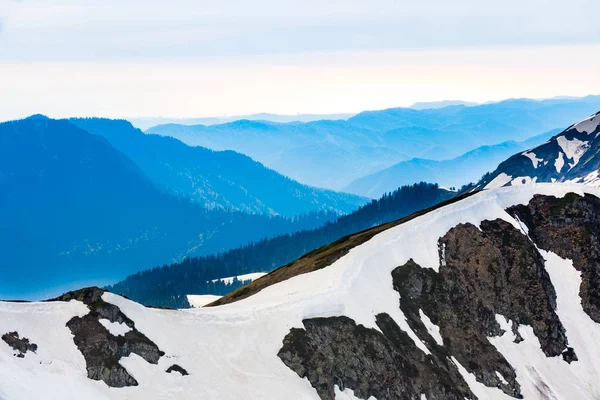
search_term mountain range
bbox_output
[146,96,600,189]
[3,110,600,399]
[3,184,600,399]
[128,101,476,130]
[70,118,365,216]
[0,117,341,299]
[128,113,355,131]
[344,128,561,197]
[478,111,600,189]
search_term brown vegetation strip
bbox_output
[207,191,478,307]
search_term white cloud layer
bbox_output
[0,1,598,118]
[1,0,599,61]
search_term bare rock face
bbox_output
[278,315,473,400]
[1,331,37,358]
[166,364,189,376]
[393,218,571,399]
[508,193,600,323]
[279,192,600,400]
[51,287,164,388]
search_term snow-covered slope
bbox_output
[478,112,600,189]
[2,184,600,400]
[210,272,267,285]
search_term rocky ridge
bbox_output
[278,192,600,400]
[50,287,165,387]
[478,112,600,189]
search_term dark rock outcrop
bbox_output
[279,315,474,400]
[508,193,600,323]
[52,287,164,388]
[166,364,189,376]
[393,218,572,398]
[279,193,600,400]
[1,331,37,358]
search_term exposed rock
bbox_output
[278,203,590,399]
[1,331,37,357]
[392,217,573,397]
[562,347,578,364]
[508,193,600,323]
[278,315,474,400]
[52,287,164,388]
[166,364,189,376]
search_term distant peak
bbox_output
[25,114,50,121]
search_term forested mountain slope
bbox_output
[71,118,366,216]
[109,183,455,307]
[0,117,336,299]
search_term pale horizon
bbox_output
[1,0,599,121]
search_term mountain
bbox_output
[409,100,478,109]
[0,117,338,299]
[3,184,600,399]
[128,113,354,130]
[108,182,456,308]
[477,112,600,189]
[344,129,561,198]
[146,96,600,189]
[70,118,366,217]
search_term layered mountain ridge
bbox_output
[344,129,560,197]
[147,97,600,189]
[70,118,366,216]
[0,117,338,299]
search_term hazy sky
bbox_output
[1,0,599,120]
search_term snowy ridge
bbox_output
[1,184,600,399]
[573,113,600,134]
[478,110,600,190]
[186,294,222,308]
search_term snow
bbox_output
[485,173,512,189]
[0,184,598,400]
[419,309,444,346]
[522,151,543,168]
[211,272,267,285]
[99,319,132,336]
[556,136,589,169]
[440,243,447,267]
[334,386,376,400]
[495,314,513,336]
[583,170,600,187]
[511,176,537,186]
[495,371,509,385]
[451,356,512,399]
[440,186,458,192]
[573,114,600,134]
[0,300,94,400]
[186,294,221,308]
[555,152,565,173]
[487,249,600,399]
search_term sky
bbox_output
[0,0,599,120]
